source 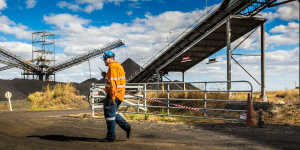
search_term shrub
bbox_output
[27,83,88,110]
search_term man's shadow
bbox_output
[27,135,125,142]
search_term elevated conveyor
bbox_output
[129,0,275,83]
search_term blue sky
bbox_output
[0,0,299,91]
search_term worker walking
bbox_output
[102,50,131,142]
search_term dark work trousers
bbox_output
[103,96,130,140]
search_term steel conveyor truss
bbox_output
[0,40,124,80]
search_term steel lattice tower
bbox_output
[29,31,55,81]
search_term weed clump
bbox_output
[27,83,88,110]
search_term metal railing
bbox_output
[90,81,253,121]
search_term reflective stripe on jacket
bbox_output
[105,61,126,102]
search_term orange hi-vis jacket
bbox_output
[105,61,126,103]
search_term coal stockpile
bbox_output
[0,78,106,101]
[76,78,104,97]
[0,59,142,101]
[121,58,142,80]
[0,79,58,101]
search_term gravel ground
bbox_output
[0,109,299,150]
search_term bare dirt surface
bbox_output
[0,109,299,150]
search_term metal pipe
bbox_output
[232,56,261,85]
[261,23,267,102]
[204,82,207,116]
[226,17,232,95]
[232,54,261,56]
[182,71,186,90]
[167,84,170,116]
[298,0,300,103]
[156,70,160,90]
[144,83,147,112]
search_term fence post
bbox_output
[91,83,96,117]
[91,92,95,117]
[137,84,140,113]
[204,82,207,117]
[144,83,147,114]
[167,83,170,116]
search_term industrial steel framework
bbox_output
[128,0,298,102]
[25,31,56,80]
[0,39,124,81]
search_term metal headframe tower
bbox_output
[28,31,55,81]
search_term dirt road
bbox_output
[0,110,299,150]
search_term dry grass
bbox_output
[265,89,299,104]
[27,83,89,110]
[261,89,300,125]
[0,100,31,111]
[140,89,300,125]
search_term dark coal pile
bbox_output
[0,78,107,101]
[0,79,57,101]
[0,58,143,101]
[76,78,104,97]
[121,58,143,80]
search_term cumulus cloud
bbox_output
[231,21,299,52]
[33,5,221,82]
[57,0,125,13]
[261,1,299,21]
[41,2,299,88]
[0,15,32,40]
[43,7,213,62]
[182,47,299,90]
[26,0,36,9]
[267,22,299,46]
[0,0,6,10]
[0,41,32,59]
[44,13,91,29]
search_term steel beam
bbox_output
[0,48,38,72]
[0,59,18,66]
[182,71,186,91]
[47,40,124,73]
[261,23,267,102]
[226,17,232,93]
[0,65,15,71]
[157,17,228,72]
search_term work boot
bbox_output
[126,125,131,139]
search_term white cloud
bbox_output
[270,22,298,33]
[38,6,219,82]
[44,13,90,29]
[0,41,32,60]
[57,0,125,13]
[260,1,299,21]
[0,0,6,10]
[231,21,299,52]
[57,1,80,11]
[267,22,299,46]
[182,47,299,90]
[43,7,212,61]
[26,0,36,9]
[0,15,32,40]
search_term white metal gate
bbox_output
[89,81,253,122]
